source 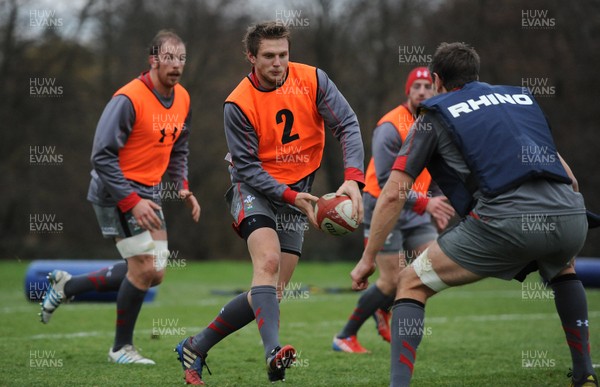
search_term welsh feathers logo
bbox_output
[244,195,256,210]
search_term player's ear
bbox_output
[433,73,446,94]
[149,55,158,69]
[246,51,256,65]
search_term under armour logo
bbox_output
[159,127,179,143]
[576,319,589,327]
[416,69,429,78]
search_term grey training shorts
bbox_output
[225,183,307,256]
[92,204,166,239]
[364,222,437,257]
[437,213,587,281]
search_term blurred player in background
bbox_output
[40,30,200,365]
[174,21,364,385]
[333,67,454,353]
[351,42,596,387]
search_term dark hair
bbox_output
[148,29,185,56]
[429,42,480,90]
[243,21,291,57]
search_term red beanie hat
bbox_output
[405,67,432,95]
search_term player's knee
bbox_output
[376,277,397,295]
[257,251,280,276]
[127,260,156,288]
[151,270,164,286]
[409,249,449,294]
[140,260,159,283]
[397,266,420,292]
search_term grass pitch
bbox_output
[1,259,598,386]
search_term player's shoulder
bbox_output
[289,62,321,85]
[174,82,190,96]
[174,83,191,106]
[374,121,401,140]
[290,61,317,72]
[114,78,144,96]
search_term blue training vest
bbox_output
[420,81,571,216]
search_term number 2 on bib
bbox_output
[277,109,299,144]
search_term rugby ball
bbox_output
[315,193,359,236]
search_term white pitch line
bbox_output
[3,298,221,315]
[267,310,600,328]
[28,326,207,340]
[425,310,600,324]
[23,310,600,340]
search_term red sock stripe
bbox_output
[216,316,235,331]
[350,308,364,321]
[89,276,99,290]
[255,307,262,318]
[116,307,125,326]
[402,340,416,359]
[257,317,264,330]
[208,322,226,336]
[399,354,414,374]
[567,340,583,354]
[563,326,581,339]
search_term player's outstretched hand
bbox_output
[426,196,455,230]
[351,254,376,291]
[335,180,363,224]
[295,192,319,229]
[180,189,201,223]
[131,199,163,231]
